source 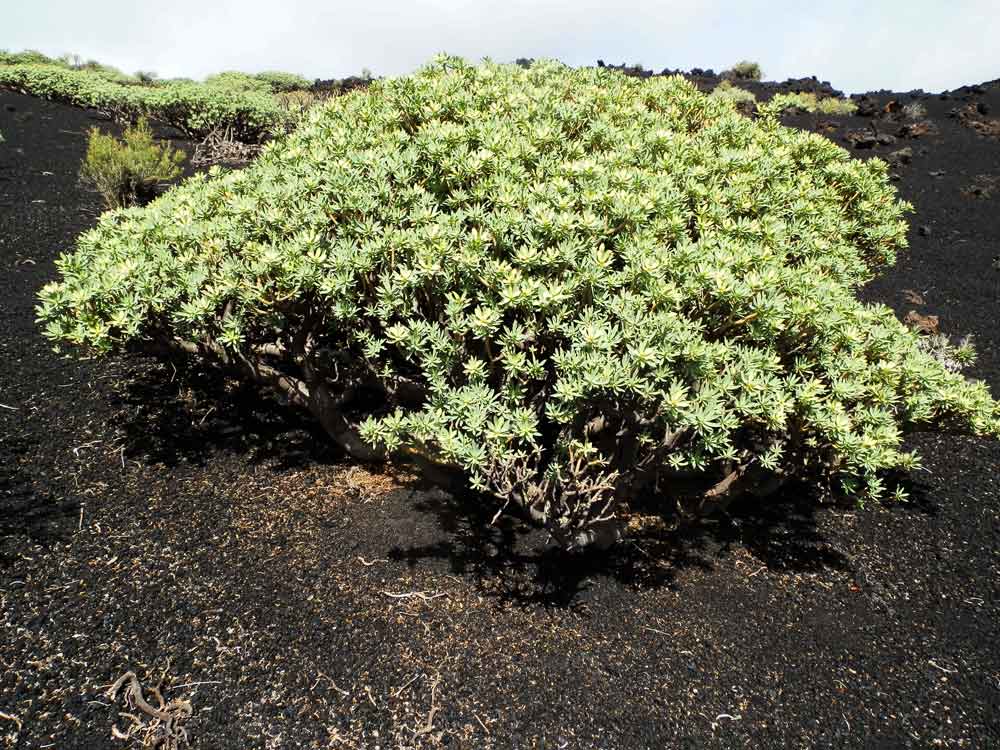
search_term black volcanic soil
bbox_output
[1,75,999,750]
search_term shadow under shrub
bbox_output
[37,56,1000,550]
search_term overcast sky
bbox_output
[5,0,997,94]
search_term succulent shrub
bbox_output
[204,71,273,94]
[709,80,756,108]
[37,56,1000,548]
[770,92,857,116]
[724,60,762,81]
[79,117,185,209]
[0,63,287,141]
[254,71,312,93]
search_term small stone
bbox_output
[918,225,932,237]
[886,147,912,166]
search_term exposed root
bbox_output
[0,711,22,733]
[106,670,193,749]
[191,126,262,167]
[412,673,442,737]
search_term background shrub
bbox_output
[254,70,312,92]
[769,92,858,116]
[203,71,272,94]
[79,117,185,209]
[0,62,289,141]
[724,60,763,81]
[709,80,757,108]
[38,56,1000,548]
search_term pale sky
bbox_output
[4,0,998,94]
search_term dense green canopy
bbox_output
[37,55,999,545]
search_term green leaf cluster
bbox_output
[36,55,1000,534]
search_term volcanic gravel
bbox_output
[0,75,999,750]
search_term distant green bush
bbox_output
[254,70,312,92]
[204,71,272,94]
[0,49,57,66]
[724,60,762,81]
[709,80,756,108]
[0,63,287,141]
[768,92,858,116]
[79,117,185,209]
[37,57,1000,548]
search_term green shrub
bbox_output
[816,96,857,116]
[0,63,287,141]
[769,92,857,116]
[204,71,272,94]
[709,80,756,108]
[0,49,58,66]
[38,56,1000,548]
[79,117,185,209]
[724,60,762,81]
[254,70,312,92]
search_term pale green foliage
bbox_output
[816,97,858,116]
[0,63,287,141]
[80,118,185,209]
[254,71,312,92]
[725,61,762,81]
[0,49,57,66]
[709,80,756,107]
[37,56,1000,536]
[768,92,858,116]
[204,71,273,94]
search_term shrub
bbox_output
[724,60,762,81]
[254,71,311,93]
[0,49,57,66]
[204,71,272,94]
[274,89,324,119]
[816,96,858,116]
[0,63,287,141]
[709,80,756,108]
[38,56,1000,548]
[79,117,185,209]
[769,92,857,116]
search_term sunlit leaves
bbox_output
[33,55,1000,522]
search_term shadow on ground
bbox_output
[99,355,941,608]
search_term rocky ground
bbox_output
[0,69,998,749]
